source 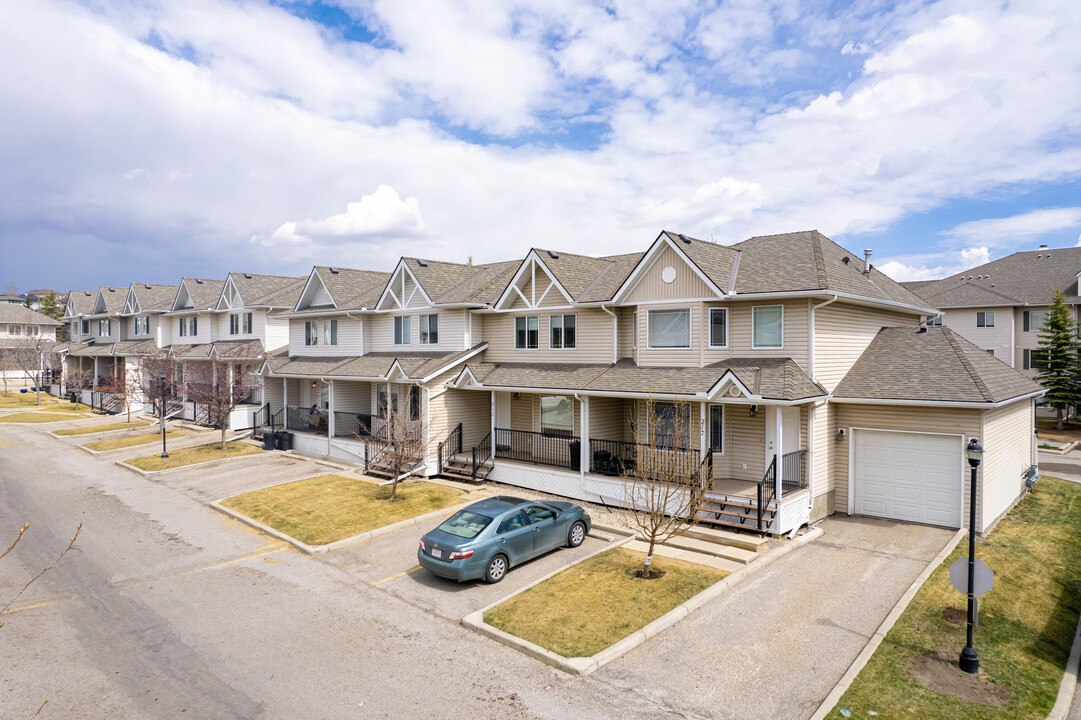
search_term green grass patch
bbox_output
[124,441,262,472]
[835,476,1081,719]
[484,546,728,658]
[0,393,53,408]
[83,429,192,452]
[220,474,464,546]
[54,421,151,436]
[0,411,82,423]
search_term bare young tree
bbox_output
[65,362,94,409]
[10,332,50,406]
[363,384,430,502]
[0,348,16,396]
[623,399,710,579]
[138,350,181,418]
[100,363,138,422]
[186,345,262,450]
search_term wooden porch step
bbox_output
[658,535,757,564]
[439,464,493,483]
[680,525,768,553]
[696,509,773,534]
[625,540,743,574]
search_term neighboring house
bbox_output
[903,244,1081,378]
[0,293,26,305]
[255,231,1041,536]
[61,286,127,388]
[23,289,67,312]
[0,305,61,381]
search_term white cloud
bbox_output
[259,185,428,246]
[878,246,991,282]
[944,207,1081,246]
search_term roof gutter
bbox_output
[455,382,826,405]
[808,294,838,383]
[831,389,1045,409]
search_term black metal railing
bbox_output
[251,403,270,432]
[438,422,463,474]
[471,431,492,480]
[333,411,376,438]
[286,405,329,435]
[495,428,581,471]
[700,450,713,488]
[757,455,777,533]
[587,438,701,484]
[268,408,283,434]
[781,449,808,496]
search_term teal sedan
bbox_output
[418,495,591,583]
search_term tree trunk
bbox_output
[388,474,399,501]
[1058,406,1065,431]
[643,537,656,576]
[221,425,227,451]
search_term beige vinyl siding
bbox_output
[588,396,632,443]
[264,379,284,414]
[637,303,702,368]
[365,310,467,353]
[467,310,483,346]
[980,399,1034,531]
[941,306,1014,365]
[618,307,635,359]
[480,309,614,364]
[430,388,490,449]
[288,316,362,356]
[813,303,918,392]
[714,407,766,482]
[812,400,833,499]
[264,314,289,351]
[835,403,982,529]
[1013,306,1051,378]
[283,378,302,408]
[213,309,268,344]
[625,244,716,304]
[332,380,370,414]
[124,314,161,343]
[173,313,211,345]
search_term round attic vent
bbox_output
[728,386,741,398]
[661,266,676,284]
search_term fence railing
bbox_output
[471,431,492,480]
[286,405,328,435]
[437,422,463,474]
[781,449,808,496]
[495,428,581,471]
[587,438,701,484]
[757,455,777,533]
[268,408,283,434]
[334,411,376,439]
[251,403,270,432]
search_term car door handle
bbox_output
[498,538,506,543]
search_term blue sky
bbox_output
[1,0,1080,292]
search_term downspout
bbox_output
[807,294,838,511]
[574,392,586,481]
[600,304,617,364]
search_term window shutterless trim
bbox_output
[646,308,691,349]
[751,304,784,349]
[708,307,728,348]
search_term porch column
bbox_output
[327,380,335,452]
[228,363,234,407]
[774,405,783,500]
[699,401,706,453]
[580,395,589,479]
[490,392,496,451]
[283,377,288,421]
[93,356,99,386]
[807,404,816,509]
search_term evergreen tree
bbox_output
[1036,290,1081,430]
[40,291,66,341]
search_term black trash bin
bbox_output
[569,440,581,471]
[279,431,294,451]
[262,432,276,451]
[69,391,78,405]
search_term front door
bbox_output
[495,392,511,431]
[493,510,533,564]
[765,406,801,465]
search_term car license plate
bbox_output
[431,548,441,559]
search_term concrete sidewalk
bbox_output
[592,516,955,720]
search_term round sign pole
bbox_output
[960,438,983,674]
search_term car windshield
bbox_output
[438,510,493,539]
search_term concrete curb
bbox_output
[210,495,488,555]
[1048,612,1081,720]
[76,431,206,456]
[1039,441,1079,455]
[809,527,967,720]
[46,422,155,439]
[462,526,823,676]
[114,444,268,478]
[0,413,86,425]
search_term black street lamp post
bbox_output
[959,437,983,674]
[159,367,168,456]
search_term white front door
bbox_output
[495,392,511,429]
[765,406,801,464]
[853,429,962,528]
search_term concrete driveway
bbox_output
[591,515,956,720]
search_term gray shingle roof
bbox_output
[902,246,1081,308]
[177,278,226,310]
[229,273,307,308]
[466,357,826,402]
[314,267,392,310]
[0,305,61,325]
[96,287,127,314]
[265,345,484,380]
[532,250,645,303]
[833,326,1043,404]
[171,339,265,360]
[401,259,521,305]
[129,283,180,313]
[113,339,161,357]
[68,290,97,315]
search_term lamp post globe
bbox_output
[959,437,983,674]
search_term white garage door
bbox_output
[853,430,962,528]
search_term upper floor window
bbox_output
[134,316,149,335]
[752,305,783,348]
[515,316,539,349]
[324,318,338,346]
[549,314,576,349]
[976,311,995,328]
[708,308,728,348]
[230,312,253,335]
[305,320,319,346]
[419,314,438,344]
[99,319,111,336]
[540,395,573,437]
[394,316,411,345]
[648,309,690,348]
[925,315,942,326]
[80,319,89,334]
[1023,310,1046,332]
[179,317,198,337]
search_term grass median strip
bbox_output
[484,547,728,658]
[220,474,464,546]
[124,441,262,471]
[54,421,151,436]
[83,429,192,452]
[834,476,1081,720]
[0,411,83,423]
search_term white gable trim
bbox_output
[63,295,77,319]
[216,276,244,311]
[376,261,433,310]
[171,281,195,311]
[612,232,726,304]
[449,365,482,389]
[92,289,113,314]
[294,268,338,312]
[493,251,575,310]
[706,371,756,401]
[122,287,141,315]
[385,359,412,382]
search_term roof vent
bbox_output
[417,260,428,267]
[144,284,152,289]
[329,268,339,274]
[195,279,203,284]
[1039,244,1049,249]
[677,233,692,245]
[841,256,851,265]
[863,249,872,274]
[244,274,252,279]
[108,288,115,292]
[547,250,559,259]
[1037,255,1042,259]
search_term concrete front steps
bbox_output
[625,539,743,574]
[626,524,769,573]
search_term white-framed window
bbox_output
[515,316,539,349]
[709,405,724,453]
[1023,310,1046,332]
[80,319,89,335]
[708,307,727,348]
[230,314,239,335]
[230,313,251,335]
[752,305,783,348]
[376,384,388,418]
[648,309,690,348]
[324,318,337,346]
[99,319,111,336]
[419,314,438,344]
[134,316,149,335]
[394,316,411,345]
[304,320,319,346]
[926,315,942,326]
[540,395,573,437]
[549,314,576,349]
[189,317,197,336]
[178,318,186,337]
[652,402,690,447]
[976,311,995,328]
[1024,349,1041,370]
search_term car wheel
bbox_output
[567,520,587,548]
[484,554,508,584]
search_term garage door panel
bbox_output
[854,430,961,529]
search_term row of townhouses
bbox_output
[57,230,1044,537]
